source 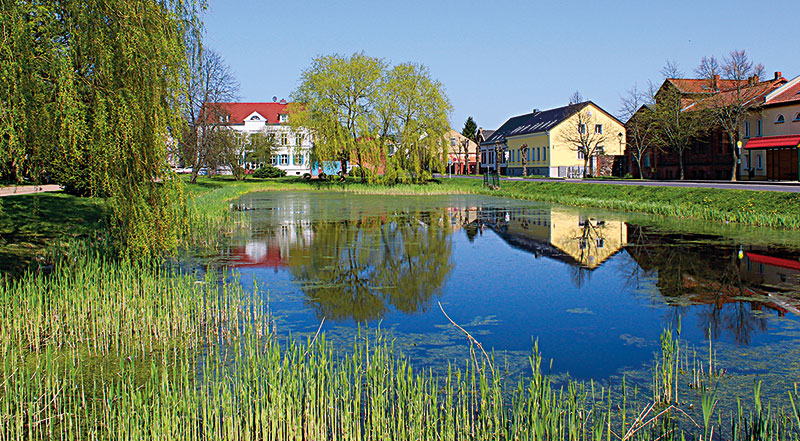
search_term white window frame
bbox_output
[776,114,785,124]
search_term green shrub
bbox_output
[347,166,373,180]
[252,165,286,179]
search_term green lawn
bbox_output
[0,192,107,274]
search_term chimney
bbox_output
[712,74,720,91]
[279,99,287,105]
[532,108,540,114]
[775,71,782,80]
[749,74,759,84]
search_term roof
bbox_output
[744,134,800,149]
[483,102,589,144]
[480,129,495,141]
[746,252,800,271]
[206,102,291,125]
[665,78,747,95]
[688,79,786,111]
[764,75,800,107]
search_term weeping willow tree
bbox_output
[290,53,451,184]
[0,1,203,255]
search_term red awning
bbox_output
[744,135,800,149]
[746,252,800,271]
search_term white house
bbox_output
[212,100,313,176]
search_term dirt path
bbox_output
[0,184,62,197]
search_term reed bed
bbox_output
[3,319,800,441]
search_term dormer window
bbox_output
[794,113,800,122]
[776,114,785,124]
[279,114,288,123]
[250,115,260,121]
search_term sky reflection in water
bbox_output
[220,191,800,381]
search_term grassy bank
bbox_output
[185,176,800,230]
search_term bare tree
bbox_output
[559,107,611,178]
[519,144,529,177]
[619,84,657,179]
[650,86,709,180]
[179,42,240,184]
[569,90,584,104]
[660,59,684,79]
[696,50,767,181]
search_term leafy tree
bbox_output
[385,63,452,183]
[0,0,204,255]
[291,53,451,184]
[461,116,477,140]
[244,132,276,169]
[290,52,385,183]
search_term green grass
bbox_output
[0,193,107,275]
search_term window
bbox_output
[795,113,800,122]
[271,157,277,165]
[595,124,603,134]
[293,154,303,165]
[578,124,586,134]
[280,133,288,146]
[776,114,785,124]
[279,114,288,123]
[296,133,303,145]
[250,115,260,121]
[450,137,456,146]
[527,148,531,161]
[596,145,605,155]
[542,147,546,161]
[596,238,604,248]
[757,154,762,170]
[744,121,750,138]
[280,154,289,165]
[481,152,486,163]
[578,150,584,159]
[757,119,762,136]
[643,154,650,167]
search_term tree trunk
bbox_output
[339,158,347,180]
[636,156,644,179]
[583,155,590,178]
[729,133,738,182]
[190,167,199,184]
[678,149,685,180]
[357,149,366,183]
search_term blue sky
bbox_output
[204,0,797,131]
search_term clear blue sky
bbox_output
[204,0,797,131]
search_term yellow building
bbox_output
[480,101,626,177]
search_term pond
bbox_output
[217,191,800,401]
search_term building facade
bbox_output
[444,129,478,174]
[740,74,800,181]
[213,101,314,176]
[480,102,626,177]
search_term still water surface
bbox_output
[218,191,800,392]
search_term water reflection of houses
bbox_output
[464,206,628,270]
[229,197,314,271]
[625,225,800,344]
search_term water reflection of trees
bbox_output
[287,211,454,322]
[624,226,775,346]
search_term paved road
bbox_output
[437,175,800,193]
[0,184,62,197]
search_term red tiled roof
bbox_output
[667,78,748,95]
[207,102,291,124]
[689,80,786,111]
[765,81,800,106]
[743,134,800,149]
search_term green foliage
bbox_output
[347,166,373,180]
[462,116,477,140]
[290,52,451,185]
[252,165,287,179]
[0,0,204,256]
